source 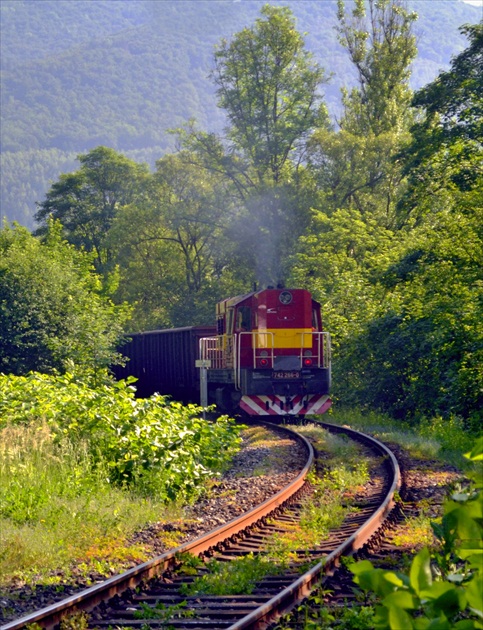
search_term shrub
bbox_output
[349,437,483,629]
[0,372,242,502]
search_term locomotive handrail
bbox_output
[200,336,223,369]
[300,331,331,369]
[237,331,277,389]
[202,331,331,385]
[236,331,332,388]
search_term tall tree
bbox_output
[343,203,483,423]
[336,0,417,135]
[35,146,149,273]
[108,152,241,328]
[306,22,483,423]
[212,4,328,186]
[308,0,417,225]
[398,23,483,221]
[178,5,329,287]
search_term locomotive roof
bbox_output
[125,325,216,336]
[220,287,314,309]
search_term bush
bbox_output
[0,221,130,380]
[0,372,242,503]
[349,438,483,629]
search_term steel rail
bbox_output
[226,421,401,629]
[1,424,314,630]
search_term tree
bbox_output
[353,22,483,422]
[289,205,397,408]
[0,221,130,379]
[398,23,483,221]
[356,201,483,420]
[212,4,328,186]
[412,23,482,147]
[35,146,150,273]
[336,0,417,136]
[178,5,329,287]
[108,152,242,328]
[308,0,417,225]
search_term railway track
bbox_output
[2,421,400,630]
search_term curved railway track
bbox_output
[2,421,400,630]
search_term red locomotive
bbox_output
[200,287,331,416]
[115,287,331,417]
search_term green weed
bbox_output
[388,513,435,548]
[59,611,89,630]
[133,600,194,621]
[180,553,284,595]
[0,372,243,586]
[326,407,477,469]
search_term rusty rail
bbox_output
[227,421,401,629]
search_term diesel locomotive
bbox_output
[115,287,331,417]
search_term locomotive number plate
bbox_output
[272,371,301,380]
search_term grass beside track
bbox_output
[0,423,294,591]
[1,404,479,613]
[326,406,477,470]
[0,421,178,587]
[273,407,482,629]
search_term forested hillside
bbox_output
[1,0,480,228]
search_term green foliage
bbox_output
[59,612,89,630]
[305,0,417,228]
[399,23,482,222]
[179,4,331,287]
[342,202,482,422]
[109,150,242,328]
[2,3,481,426]
[133,600,193,621]
[349,440,483,629]
[328,407,477,471]
[1,0,478,228]
[0,148,78,230]
[290,8,481,427]
[336,0,417,136]
[212,4,328,185]
[280,600,376,629]
[297,93,482,425]
[0,221,130,379]
[181,553,283,596]
[300,460,369,539]
[35,146,150,274]
[290,206,395,348]
[0,418,164,582]
[0,371,242,503]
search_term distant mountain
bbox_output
[1,0,481,228]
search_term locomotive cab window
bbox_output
[312,308,320,331]
[236,306,252,331]
[227,308,235,335]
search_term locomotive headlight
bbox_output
[260,350,269,357]
[303,350,312,357]
[279,291,293,305]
